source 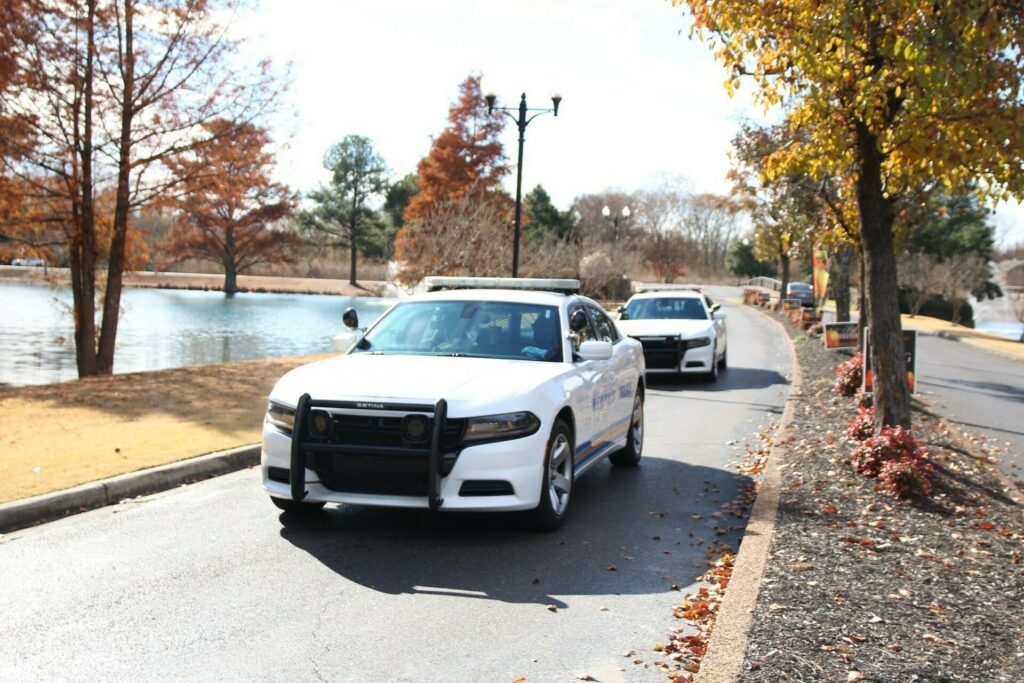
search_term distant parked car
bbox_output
[11,258,45,267]
[785,282,815,308]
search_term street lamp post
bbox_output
[485,92,561,278]
[602,204,631,242]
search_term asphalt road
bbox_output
[0,293,792,682]
[913,332,1024,484]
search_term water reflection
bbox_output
[0,281,394,387]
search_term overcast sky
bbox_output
[235,0,1024,247]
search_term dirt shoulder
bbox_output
[0,265,393,297]
[0,354,330,503]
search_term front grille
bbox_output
[316,414,465,451]
[297,408,466,497]
[635,336,682,370]
[459,480,515,497]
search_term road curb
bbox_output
[0,444,260,533]
[931,330,1024,364]
[696,306,801,683]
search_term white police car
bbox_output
[262,277,645,530]
[616,286,727,381]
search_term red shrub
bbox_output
[833,352,863,397]
[850,425,917,477]
[879,458,932,499]
[846,406,874,441]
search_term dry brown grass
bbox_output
[0,353,331,503]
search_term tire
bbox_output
[528,418,574,531]
[610,390,644,467]
[270,496,326,514]
[718,345,727,370]
[707,345,720,382]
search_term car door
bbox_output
[567,302,611,468]
[586,304,635,449]
[704,294,726,353]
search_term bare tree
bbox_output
[394,187,512,286]
[898,252,943,317]
[3,0,281,377]
[937,255,991,326]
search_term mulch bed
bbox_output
[737,315,1024,682]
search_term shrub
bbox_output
[855,390,873,409]
[879,458,932,499]
[850,425,917,477]
[846,406,874,441]
[833,352,863,397]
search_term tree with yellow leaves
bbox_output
[677,0,1024,428]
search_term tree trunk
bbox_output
[224,227,238,295]
[350,241,357,286]
[858,249,867,343]
[834,245,852,322]
[96,0,135,376]
[779,251,790,310]
[855,122,911,429]
[224,263,238,295]
[71,0,99,378]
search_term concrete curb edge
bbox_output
[695,306,802,683]
[0,444,260,533]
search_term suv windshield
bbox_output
[352,300,563,362]
[622,297,707,321]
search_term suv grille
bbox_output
[635,336,682,369]
[301,412,466,496]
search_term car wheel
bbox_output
[270,496,326,514]
[718,346,727,370]
[529,418,574,531]
[707,345,720,382]
[610,390,644,467]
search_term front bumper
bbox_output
[633,336,715,374]
[261,396,547,512]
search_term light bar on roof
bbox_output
[423,276,580,294]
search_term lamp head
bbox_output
[551,94,562,116]
[622,206,631,218]
[485,93,496,115]
[602,205,611,218]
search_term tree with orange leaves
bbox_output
[162,120,299,294]
[394,74,510,280]
[2,0,282,377]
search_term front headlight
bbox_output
[266,401,295,434]
[684,336,711,349]
[464,411,541,443]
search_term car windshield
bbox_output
[622,297,707,321]
[788,284,812,292]
[351,300,564,362]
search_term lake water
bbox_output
[976,321,1024,341]
[0,281,395,387]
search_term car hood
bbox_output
[617,319,715,339]
[269,353,570,415]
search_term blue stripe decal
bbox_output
[574,416,630,456]
[573,416,631,466]
[575,440,616,469]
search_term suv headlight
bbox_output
[266,401,295,434]
[464,411,541,443]
[684,336,711,349]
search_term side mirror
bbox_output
[617,305,628,320]
[342,307,359,329]
[710,303,721,313]
[577,340,613,362]
[569,309,589,333]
